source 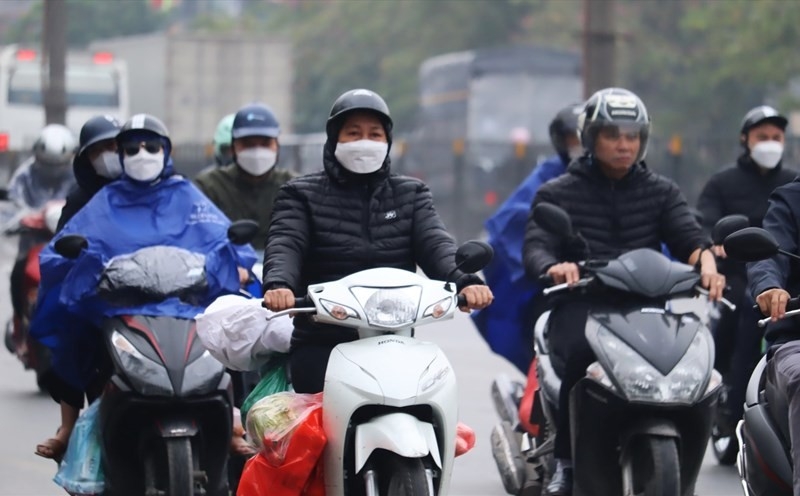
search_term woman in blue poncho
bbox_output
[32,114,256,462]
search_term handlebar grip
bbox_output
[537,274,554,286]
[752,296,800,312]
[457,294,467,307]
[294,296,314,309]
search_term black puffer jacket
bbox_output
[523,157,709,276]
[56,151,114,232]
[263,145,483,345]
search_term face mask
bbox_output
[334,140,388,174]
[91,151,123,179]
[123,150,165,182]
[567,146,583,161]
[236,147,277,176]
[751,141,784,169]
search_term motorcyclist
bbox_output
[195,113,235,177]
[8,124,77,361]
[31,113,256,462]
[523,87,724,496]
[195,104,293,252]
[697,105,796,434]
[34,115,122,461]
[472,102,583,372]
[261,88,494,394]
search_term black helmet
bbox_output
[578,87,650,162]
[116,113,171,150]
[231,103,280,140]
[549,102,583,158]
[78,115,121,156]
[326,88,393,142]
[740,105,788,137]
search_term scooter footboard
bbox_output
[354,412,441,473]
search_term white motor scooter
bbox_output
[267,241,492,496]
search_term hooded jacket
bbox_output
[56,149,116,232]
[262,140,484,346]
[194,164,294,251]
[523,156,708,276]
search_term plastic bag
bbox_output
[195,294,293,371]
[53,399,105,496]
[240,354,290,426]
[246,392,323,460]
[455,422,476,457]
[238,401,327,496]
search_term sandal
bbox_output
[35,437,67,463]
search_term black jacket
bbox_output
[263,145,483,345]
[523,157,709,276]
[748,180,800,346]
[56,153,113,232]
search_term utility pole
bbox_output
[582,0,617,99]
[42,0,67,125]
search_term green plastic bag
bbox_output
[241,353,290,426]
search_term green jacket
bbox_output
[194,164,294,251]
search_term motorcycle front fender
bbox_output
[354,412,441,473]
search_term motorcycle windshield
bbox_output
[98,246,207,306]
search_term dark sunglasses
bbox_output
[121,140,163,157]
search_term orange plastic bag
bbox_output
[455,422,476,457]
[237,407,327,496]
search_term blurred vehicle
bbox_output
[0,45,129,150]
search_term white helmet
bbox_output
[33,124,77,166]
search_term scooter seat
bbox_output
[764,375,792,447]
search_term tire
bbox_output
[711,424,738,466]
[490,421,526,495]
[381,455,430,496]
[631,436,680,496]
[166,438,194,496]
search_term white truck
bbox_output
[89,32,294,144]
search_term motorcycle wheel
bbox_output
[631,436,680,496]
[490,421,526,495]
[711,424,738,466]
[382,455,430,496]
[4,321,14,354]
[166,438,194,496]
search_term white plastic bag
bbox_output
[53,399,104,495]
[195,294,293,371]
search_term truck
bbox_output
[0,44,129,151]
[401,44,583,242]
[89,32,293,146]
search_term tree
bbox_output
[5,0,167,48]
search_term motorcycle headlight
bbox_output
[181,350,225,396]
[596,327,711,405]
[351,286,421,328]
[111,330,173,396]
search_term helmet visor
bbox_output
[596,122,647,141]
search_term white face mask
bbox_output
[567,146,583,161]
[91,151,123,179]
[334,140,388,174]
[124,150,165,182]
[236,147,277,176]
[751,140,784,169]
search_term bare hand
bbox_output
[712,245,727,259]
[700,271,726,302]
[458,285,493,312]
[756,288,791,322]
[263,288,295,311]
[238,267,250,285]
[546,262,580,286]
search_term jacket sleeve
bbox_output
[522,186,563,277]
[262,182,311,294]
[696,174,724,235]
[56,187,89,233]
[748,192,796,298]
[660,181,710,263]
[412,183,483,291]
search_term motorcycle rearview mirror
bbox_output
[712,214,749,245]
[227,219,259,245]
[532,202,573,239]
[444,240,494,291]
[54,235,88,259]
[722,227,794,263]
